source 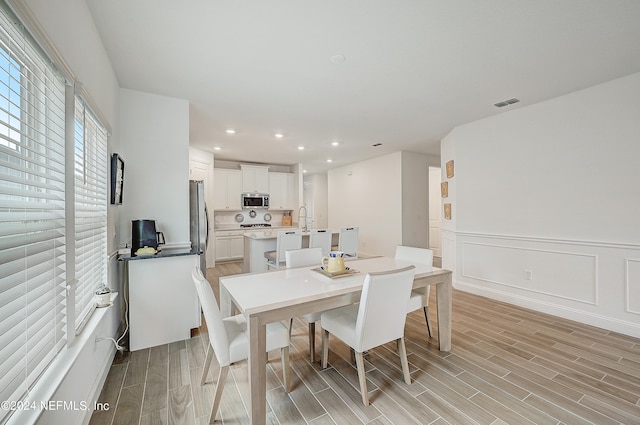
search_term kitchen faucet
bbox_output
[298,205,308,231]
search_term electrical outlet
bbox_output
[524,270,533,281]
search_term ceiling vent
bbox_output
[494,98,520,108]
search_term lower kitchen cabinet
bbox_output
[215,229,245,261]
[123,251,201,351]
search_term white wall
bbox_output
[304,173,328,229]
[118,89,191,247]
[329,152,408,257]
[401,151,430,249]
[442,72,640,337]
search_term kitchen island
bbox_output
[243,229,339,273]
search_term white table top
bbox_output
[220,256,440,316]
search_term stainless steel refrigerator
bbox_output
[189,180,209,271]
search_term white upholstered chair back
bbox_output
[309,229,332,256]
[266,230,303,268]
[286,247,323,268]
[275,230,303,265]
[191,268,232,366]
[338,226,359,258]
[355,265,415,352]
[394,245,434,268]
[395,245,435,337]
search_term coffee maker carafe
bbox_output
[132,219,165,255]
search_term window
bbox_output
[0,5,108,423]
[74,99,107,330]
[0,14,66,422]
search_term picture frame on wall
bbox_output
[441,182,448,198]
[446,160,454,178]
[444,203,452,220]
[110,153,124,205]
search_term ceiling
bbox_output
[86,0,640,174]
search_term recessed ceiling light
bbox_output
[275,133,284,138]
[330,54,346,64]
[303,169,307,173]
[326,159,333,163]
[297,146,305,150]
[213,146,221,151]
[225,129,235,134]
[331,141,339,146]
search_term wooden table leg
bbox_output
[436,273,452,352]
[248,314,267,425]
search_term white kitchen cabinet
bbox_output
[213,169,242,210]
[268,172,294,210]
[241,165,269,193]
[215,229,245,260]
[126,253,200,351]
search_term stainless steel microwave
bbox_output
[242,193,269,209]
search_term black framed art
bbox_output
[110,153,124,204]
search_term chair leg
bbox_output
[308,322,316,363]
[209,365,229,423]
[201,344,214,385]
[281,346,290,392]
[397,337,411,385]
[423,306,433,338]
[354,351,369,406]
[321,329,330,369]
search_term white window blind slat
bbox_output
[0,6,67,424]
[73,97,107,331]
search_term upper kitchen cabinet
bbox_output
[213,169,242,210]
[241,164,269,193]
[268,172,294,210]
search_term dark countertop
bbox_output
[118,247,202,261]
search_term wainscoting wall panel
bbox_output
[462,241,597,304]
[626,258,640,314]
[450,232,640,338]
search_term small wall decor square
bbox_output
[444,203,452,220]
[446,160,454,178]
[441,182,448,198]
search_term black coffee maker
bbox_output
[131,219,165,255]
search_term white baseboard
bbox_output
[455,280,640,338]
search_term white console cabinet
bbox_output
[125,252,200,351]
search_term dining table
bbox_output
[219,256,453,425]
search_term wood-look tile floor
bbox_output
[90,261,640,425]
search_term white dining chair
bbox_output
[320,265,416,406]
[395,245,434,337]
[264,230,303,269]
[309,229,332,256]
[285,247,327,362]
[191,268,291,423]
[337,226,359,258]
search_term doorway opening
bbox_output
[428,167,442,267]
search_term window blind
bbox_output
[0,7,66,424]
[73,98,107,331]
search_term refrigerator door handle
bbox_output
[204,202,210,248]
